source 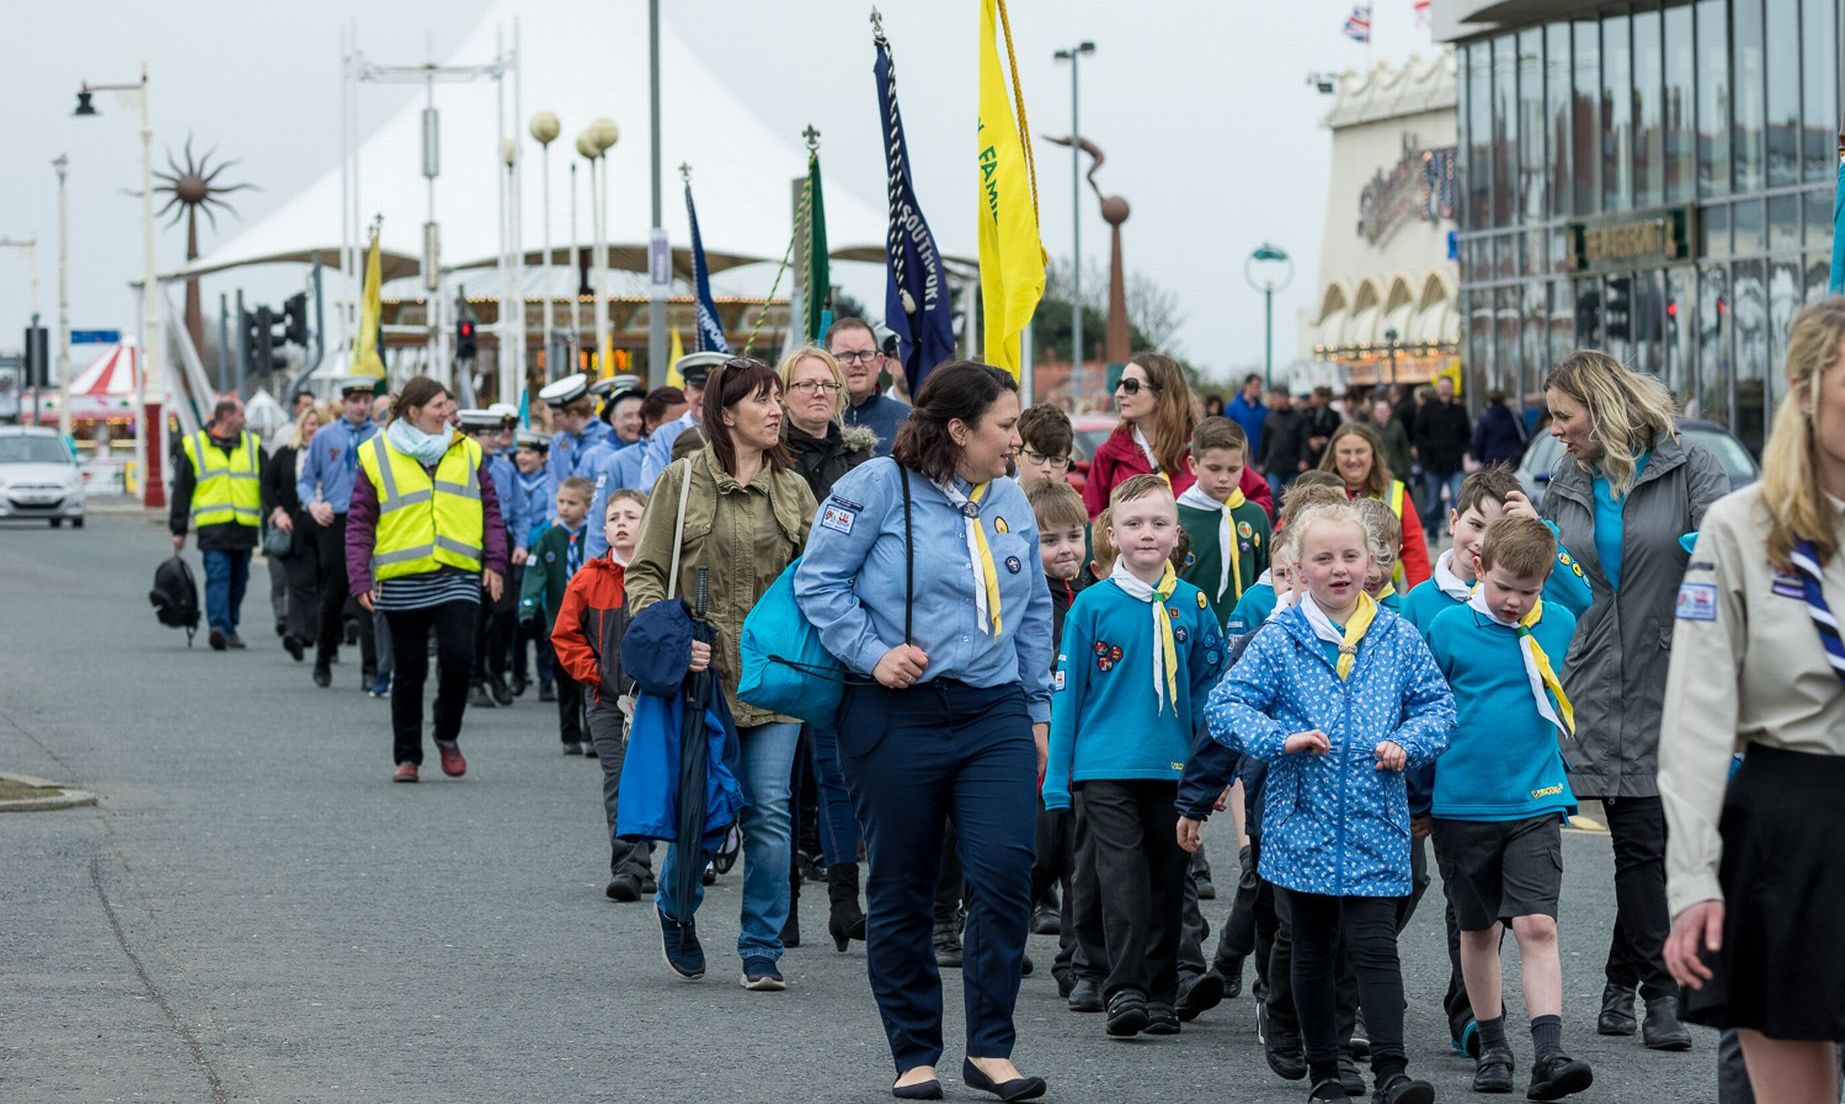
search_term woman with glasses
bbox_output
[1081,353,1198,518]
[777,345,878,952]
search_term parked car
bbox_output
[0,426,85,528]
[1067,414,1117,500]
[1513,417,1758,509]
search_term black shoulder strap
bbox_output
[900,464,914,645]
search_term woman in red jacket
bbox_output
[1082,353,1198,518]
[1318,421,1432,587]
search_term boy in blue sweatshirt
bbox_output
[1045,475,1224,1038]
[1401,466,1593,634]
[1425,516,1594,1101]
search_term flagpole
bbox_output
[530,111,560,381]
[569,160,581,371]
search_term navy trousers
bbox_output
[839,679,1037,1072]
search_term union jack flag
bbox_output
[1343,3,1372,42]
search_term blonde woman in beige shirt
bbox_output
[1659,298,1845,1104]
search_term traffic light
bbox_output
[282,292,310,346]
[457,318,477,361]
[242,305,287,377]
[22,324,48,387]
[1605,277,1632,342]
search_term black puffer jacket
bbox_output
[784,421,876,503]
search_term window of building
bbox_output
[1769,259,1802,406]
[1519,28,1547,221]
[1733,0,1766,193]
[1768,194,1800,253]
[1666,266,1697,408]
[1497,287,1521,397]
[1547,23,1574,217]
[1696,0,1730,197]
[1804,0,1838,183]
[1634,6,1665,210]
[1663,4,1696,204]
[1495,34,1519,225]
[1807,187,1834,249]
[1732,258,1768,453]
[1468,43,1493,231]
[1605,272,1634,366]
[1522,281,1548,401]
[1696,262,1730,426]
[1635,269,1667,377]
[1808,255,1833,305]
[1574,19,1603,214]
[1603,14,1633,212]
[1704,201,1732,257]
[1549,278,1576,369]
[1765,0,1801,188]
[1733,198,1765,256]
[1468,289,1494,396]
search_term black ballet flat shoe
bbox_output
[891,1076,943,1100]
[962,1058,1046,1102]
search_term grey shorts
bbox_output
[1430,814,1564,931]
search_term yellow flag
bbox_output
[667,327,685,388]
[976,0,1045,379]
[352,230,386,378]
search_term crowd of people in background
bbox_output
[158,305,1845,1104]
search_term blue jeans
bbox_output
[200,548,251,635]
[1418,469,1466,537]
[1267,470,1292,509]
[809,720,862,866]
[656,720,801,964]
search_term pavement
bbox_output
[1,515,1728,1103]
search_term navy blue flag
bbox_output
[874,31,955,390]
[686,182,730,354]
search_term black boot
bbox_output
[780,865,801,948]
[1642,995,1692,1051]
[826,862,867,952]
[1597,982,1637,1036]
[933,918,963,968]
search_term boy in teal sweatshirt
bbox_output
[1176,417,1270,630]
[1045,476,1223,1038]
[1424,516,1594,1101]
[1402,467,1593,634]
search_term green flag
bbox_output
[805,150,830,342]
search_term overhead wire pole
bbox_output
[54,155,71,440]
[1053,41,1095,400]
[647,0,668,387]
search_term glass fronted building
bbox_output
[1441,0,1841,454]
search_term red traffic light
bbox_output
[1666,300,1678,318]
[460,321,475,336]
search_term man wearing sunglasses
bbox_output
[826,317,910,458]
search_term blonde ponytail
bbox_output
[1760,299,1845,569]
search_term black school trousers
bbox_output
[1283,890,1407,1069]
[382,599,476,764]
[1078,779,1191,1005]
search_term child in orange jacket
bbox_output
[551,488,654,901]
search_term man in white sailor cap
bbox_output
[539,373,616,521]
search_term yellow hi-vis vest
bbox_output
[358,432,486,581]
[1383,479,1409,590]
[181,430,262,528]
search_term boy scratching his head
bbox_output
[1177,417,1272,631]
[1423,516,1592,1100]
[1045,475,1225,1039]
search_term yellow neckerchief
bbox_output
[1300,591,1379,680]
[1176,483,1249,602]
[1375,581,1396,602]
[1467,588,1576,737]
[1109,556,1181,712]
[937,478,1003,635]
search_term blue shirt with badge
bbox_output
[508,469,551,552]
[295,416,377,513]
[584,439,644,559]
[794,457,1055,723]
[638,411,699,488]
[546,420,614,520]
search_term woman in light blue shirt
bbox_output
[796,361,1052,1103]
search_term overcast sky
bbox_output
[0,0,1433,384]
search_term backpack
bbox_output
[149,554,201,645]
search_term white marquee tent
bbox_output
[175,0,924,295]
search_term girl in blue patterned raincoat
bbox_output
[1206,501,1455,1104]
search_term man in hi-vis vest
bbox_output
[170,396,269,651]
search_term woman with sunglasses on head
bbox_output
[797,361,1053,1102]
[777,345,878,951]
[626,357,818,993]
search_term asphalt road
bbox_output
[1,514,1726,1103]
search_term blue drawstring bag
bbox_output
[738,557,854,724]
[739,466,914,725]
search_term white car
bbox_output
[0,426,86,528]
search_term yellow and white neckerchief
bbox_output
[937,479,1003,635]
[1109,556,1181,713]
[1299,591,1379,680]
[1177,483,1249,603]
[1467,589,1576,738]
[1131,425,1172,489]
[1432,548,1472,601]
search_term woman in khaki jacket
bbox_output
[626,357,817,993]
[1660,298,1845,1104]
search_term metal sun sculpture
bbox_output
[153,135,256,359]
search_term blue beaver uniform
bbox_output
[638,411,698,488]
[1206,605,1455,898]
[1225,575,1279,640]
[507,469,552,555]
[794,456,1051,1073]
[546,419,615,521]
[584,439,643,560]
[1423,602,1578,822]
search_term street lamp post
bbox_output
[54,155,71,441]
[1,235,40,424]
[585,120,619,376]
[1053,41,1095,393]
[1383,326,1400,387]
[75,68,163,508]
[647,0,668,388]
[1245,242,1293,391]
[529,111,560,383]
